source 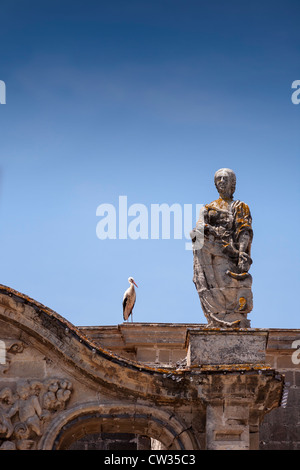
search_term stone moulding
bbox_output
[0,284,203,404]
[0,284,285,450]
[0,284,280,398]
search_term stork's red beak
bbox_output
[133,281,138,288]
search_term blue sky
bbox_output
[0,0,299,328]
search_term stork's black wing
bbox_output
[122,296,128,320]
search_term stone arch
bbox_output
[39,402,200,450]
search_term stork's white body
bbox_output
[123,277,138,322]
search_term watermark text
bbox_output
[291,339,300,365]
[291,80,300,105]
[96,196,204,250]
[0,80,6,104]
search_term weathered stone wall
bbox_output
[79,324,300,450]
[259,330,300,450]
[0,283,294,451]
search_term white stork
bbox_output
[122,277,138,322]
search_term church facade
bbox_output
[0,284,299,450]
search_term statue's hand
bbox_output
[238,252,252,273]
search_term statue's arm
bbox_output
[238,230,251,253]
[6,401,18,418]
[237,230,252,272]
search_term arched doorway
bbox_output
[39,403,199,450]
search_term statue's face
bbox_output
[215,171,232,196]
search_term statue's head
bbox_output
[17,381,31,399]
[214,168,236,198]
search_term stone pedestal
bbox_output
[185,328,277,450]
[186,329,268,367]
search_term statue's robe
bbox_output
[192,198,253,326]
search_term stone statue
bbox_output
[191,168,253,328]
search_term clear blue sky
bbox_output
[0,0,299,328]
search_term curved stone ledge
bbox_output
[0,284,196,403]
[0,284,285,450]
